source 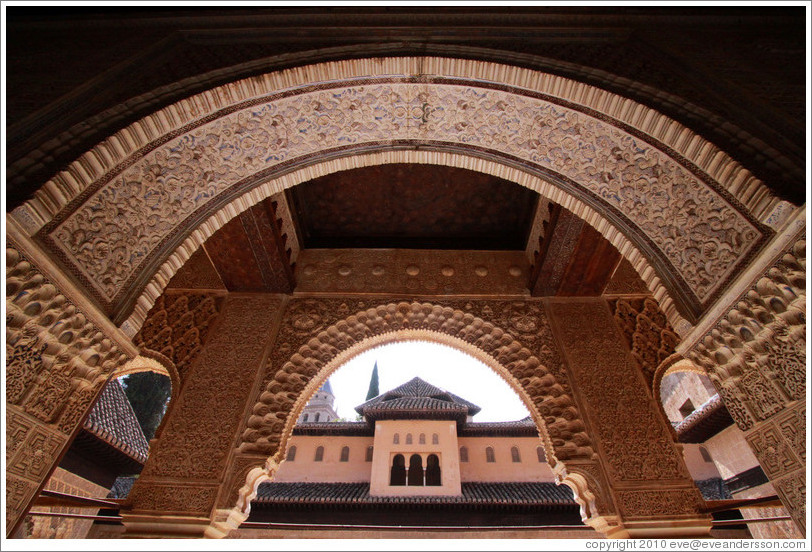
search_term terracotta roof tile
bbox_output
[83,379,150,463]
[676,394,735,443]
[294,422,373,436]
[254,482,576,506]
[356,377,481,420]
[459,418,538,437]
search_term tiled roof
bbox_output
[459,418,538,437]
[83,379,150,464]
[356,377,481,419]
[676,394,735,443]
[107,476,138,499]
[254,482,576,507]
[294,422,373,436]
[363,397,470,422]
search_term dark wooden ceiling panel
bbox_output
[203,199,294,293]
[530,206,622,297]
[287,164,539,250]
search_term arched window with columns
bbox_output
[426,454,441,486]
[390,454,406,486]
[408,454,424,486]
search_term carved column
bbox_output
[547,298,711,538]
[120,294,285,538]
[6,223,135,537]
[686,233,806,535]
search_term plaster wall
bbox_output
[458,436,556,483]
[271,430,557,485]
[661,372,717,423]
[705,425,761,480]
[680,444,723,481]
[370,420,461,496]
[273,435,374,483]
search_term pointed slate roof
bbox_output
[355,377,481,422]
[319,379,334,396]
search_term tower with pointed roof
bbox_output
[297,379,339,423]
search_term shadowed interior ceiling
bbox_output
[169,163,639,298]
[286,164,540,250]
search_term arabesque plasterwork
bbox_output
[43,81,764,311]
[6,241,131,535]
[685,233,806,533]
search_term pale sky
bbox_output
[327,341,530,422]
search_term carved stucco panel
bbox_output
[616,489,702,519]
[128,294,283,520]
[772,471,807,534]
[6,242,132,535]
[6,475,39,533]
[127,484,220,515]
[5,407,69,535]
[546,299,691,485]
[687,235,805,433]
[44,81,764,311]
[776,403,805,462]
[610,297,680,389]
[133,292,224,383]
[6,245,130,428]
[745,421,803,481]
[566,461,616,516]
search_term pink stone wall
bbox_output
[274,429,558,487]
[369,420,462,496]
[704,425,760,480]
[273,435,374,483]
[458,436,556,483]
[681,443,723,481]
[661,371,717,423]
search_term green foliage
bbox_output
[365,362,380,400]
[121,371,171,441]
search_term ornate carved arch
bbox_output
[239,301,592,463]
[115,350,179,395]
[113,350,179,441]
[231,300,601,520]
[652,354,710,403]
[11,57,786,339]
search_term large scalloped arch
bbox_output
[12,57,781,338]
[238,301,593,469]
[232,300,601,524]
